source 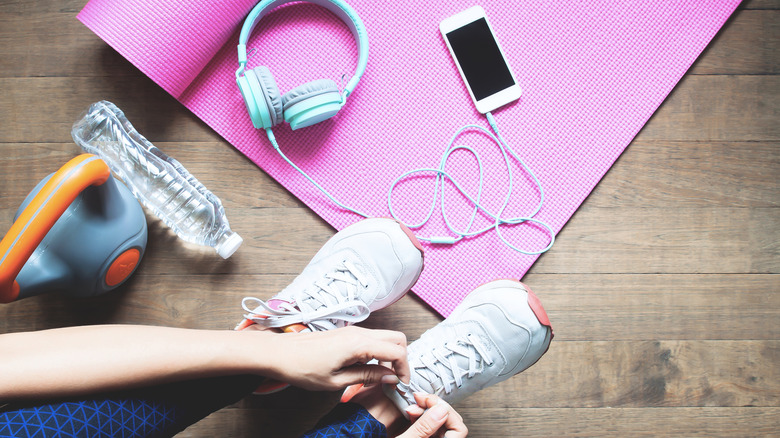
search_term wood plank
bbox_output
[0,13,141,78]
[122,204,773,276]
[1,204,776,275]
[1,75,776,144]
[3,137,779,212]
[1,274,776,342]
[636,75,780,142]
[3,138,777,211]
[0,143,302,209]
[451,407,780,438]
[182,407,780,438]
[689,11,779,75]
[531,205,779,274]
[2,151,778,278]
[590,140,780,208]
[0,204,330,276]
[744,0,780,9]
[0,2,83,14]
[483,340,780,408]
[0,78,211,144]
[1,204,775,275]
[522,273,780,341]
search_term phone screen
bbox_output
[445,18,515,101]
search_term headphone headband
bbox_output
[237,0,368,97]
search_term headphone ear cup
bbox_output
[237,66,283,129]
[236,69,267,129]
[252,66,284,127]
[282,79,343,130]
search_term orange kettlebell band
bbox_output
[0,154,110,303]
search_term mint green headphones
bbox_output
[236,0,368,131]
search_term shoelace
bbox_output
[242,259,371,332]
[402,333,494,398]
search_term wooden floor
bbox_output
[1,1,778,436]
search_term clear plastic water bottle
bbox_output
[72,101,243,259]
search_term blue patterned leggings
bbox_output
[0,376,386,438]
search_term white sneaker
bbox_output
[384,279,553,411]
[238,218,425,333]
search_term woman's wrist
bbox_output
[228,329,282,378]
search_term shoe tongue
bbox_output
[452,320,491,366]
[300,275,353,312]
[455,320,495,358]
[414,368,439,394]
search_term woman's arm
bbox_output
[0,324,408,400]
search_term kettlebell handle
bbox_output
[0,154,111,303]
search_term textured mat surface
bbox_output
[78,0,739,316]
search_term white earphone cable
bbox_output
[387,112,554,255]
[266,129,370,218]
[267,112,555,255]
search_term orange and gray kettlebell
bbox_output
[0,154,147,303]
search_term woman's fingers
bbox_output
[396,403,450,438]
[405,404,425,421]
[401,393,468,438]
[350,328,410,384]
[334,363,399,387]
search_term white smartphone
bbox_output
[440,6,522,114]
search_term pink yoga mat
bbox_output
[79,0,740,316]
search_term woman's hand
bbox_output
[252,326,409,391]
[396,393,468,438]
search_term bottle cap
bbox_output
[216,231,243,259]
